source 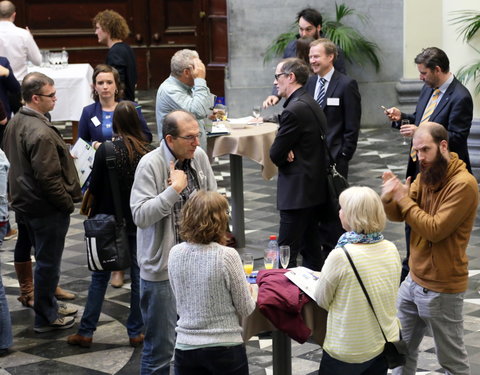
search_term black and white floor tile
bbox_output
[0,91,479,374]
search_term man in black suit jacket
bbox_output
[386,47,473,179]
[305,38,361,178]
[385,47,473,281]
[270,57,328,271]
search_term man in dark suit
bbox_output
[305,38,361,178]
[270,57,328,271]
[386,47,473,179]
[385,47,473,281]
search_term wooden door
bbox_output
[16,0,227,92]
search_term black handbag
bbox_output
[83,142,131,272]
[342,246,408,369]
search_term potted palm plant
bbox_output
[450,10,480,94]
[264,3,381,71]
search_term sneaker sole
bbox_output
[34,320,75,333]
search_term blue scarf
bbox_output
[336,231,384,248]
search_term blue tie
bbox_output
[316,77,326,108]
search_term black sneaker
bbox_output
[34,316,75,333]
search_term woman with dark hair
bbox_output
[67,101,154,348]
[79,64,151,151]
[79,64,151,288]
[168,190,255,375]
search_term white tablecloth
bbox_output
[27,64,94,122]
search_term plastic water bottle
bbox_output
[268,235,279,268]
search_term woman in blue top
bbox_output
[79,64,152,151]
[79,64,152,288]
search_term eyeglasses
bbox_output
[175,132,203,141]
[34,92,56,98]
[274,72,289,80]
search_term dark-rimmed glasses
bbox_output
[176,133,203,141]
[34,92,56,98]
[274,72,289,80]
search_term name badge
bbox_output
[327,98,340,106]
[91,116,101,127]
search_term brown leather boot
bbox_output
[110,270,124,288]
[55,286,76,300]
[14,261,34,308]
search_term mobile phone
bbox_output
[380,105,387,112]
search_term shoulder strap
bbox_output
[104,141,124,222]
[341,246,388,343]
[296,98,336,166]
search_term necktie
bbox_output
[420,88,441,124]
[411,88,441,161]
[316,77,326,108]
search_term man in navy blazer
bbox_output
[270,57,328,271]
[385,47,473,281]
[386,47,473,179]
[305,38,361,178]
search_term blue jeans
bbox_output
[78,235,143,338]
[140,278,176,375]
[174,345,249,375]
[392,275,470,375]
[20,211,70,327]
[0,224,12,349]
[319,351,387,375]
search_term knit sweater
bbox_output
[168,242,255,346]
[383,153,478,293]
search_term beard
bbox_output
[420,148,448,188]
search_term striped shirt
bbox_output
[313,240,402,363]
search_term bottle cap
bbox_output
[269,235,277,240]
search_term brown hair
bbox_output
[296,36,315,68]
[179,191,229,245]
[92,64,124,101]
[93,9,130,41]
[112,101,150,161]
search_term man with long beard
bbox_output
[380,122,478,375]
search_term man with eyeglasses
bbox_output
[270,58,328,271]
[155,49,215,151]
[2,72,82,332]
[130,109,216,375]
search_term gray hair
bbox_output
[170,49,199,77]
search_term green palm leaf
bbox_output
[457,62,480,95]
[263,2,381,71]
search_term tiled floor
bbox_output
[1,91,479,374]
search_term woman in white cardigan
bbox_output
[168,190,255,375]
[313,186,402,374]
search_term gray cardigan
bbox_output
[130,140,217,282]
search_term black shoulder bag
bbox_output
[342,246,408,369]
[83,141,131,271]
[298,98,349,214]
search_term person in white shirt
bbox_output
[0,1,42,81]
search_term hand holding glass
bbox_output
[400,119,410,145]
[243,253,254,276]
[279,245,290,269]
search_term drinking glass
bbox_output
[279,245,290,269]
[264,248,276,269]
[252,106,262,124]
[400,119,410,145]
[243,253,254,276]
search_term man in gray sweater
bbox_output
[130,109,217,375]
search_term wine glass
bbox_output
[400,119,410,145]
[264,248,275,270]
[252,106,262,124]
[279,245,290,269]
[243,253,254,276]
